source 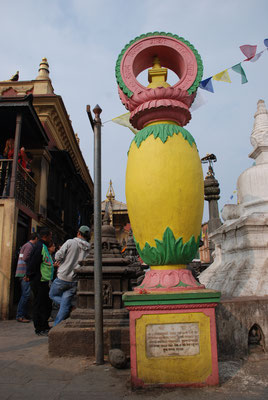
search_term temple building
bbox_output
[101,180,130,246]
[0,58,93,319]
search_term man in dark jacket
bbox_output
[26,227,53,336]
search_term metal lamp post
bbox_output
[86,104,104,365]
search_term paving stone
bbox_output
[0,320,268,400]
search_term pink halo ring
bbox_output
[120,35,198,96]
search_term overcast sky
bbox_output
[1,0,267,221]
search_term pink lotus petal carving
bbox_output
[118,85,195,113]
[160,270,180,288]
[134,269,205,292]
[141,271,160,288]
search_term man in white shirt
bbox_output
[49,226,91,326]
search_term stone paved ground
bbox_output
[0,320,268,400]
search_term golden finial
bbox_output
[152,56,161,69]
[147,56,170,89]
[36,57,50,80]
[106,180,115,202]
[75,133,80,146]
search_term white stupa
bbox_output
[200,100,268,297]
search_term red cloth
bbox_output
[18,152,27,168]
[7,148,14,159]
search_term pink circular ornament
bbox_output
[116,32,203,129]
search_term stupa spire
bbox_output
[250,100,268,164]
[36,57,50,80]
[106,180,115,202]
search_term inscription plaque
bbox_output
[146,323,200,357]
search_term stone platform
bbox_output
[48,308,130,357]
[2,319,268,400]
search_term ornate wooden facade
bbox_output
[0,58,93,318]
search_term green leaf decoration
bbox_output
[128,124,196,153]
[115,32,203,98]
[134,227,201,266]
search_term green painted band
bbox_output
[128,124,196,153]
[122,291,221,303]
[123,299,220,306]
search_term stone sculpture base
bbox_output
[123,289,220,388]
[48,308,130,357]
[215,296,268,360]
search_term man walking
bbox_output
[15,232,39,323]
[49,226,91,326]
[26,228,53,336]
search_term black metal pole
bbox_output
[10,112,22,198]
[86,104,104,365]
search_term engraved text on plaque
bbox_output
[146,323,200,357]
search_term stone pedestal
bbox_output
[123,290,220,388]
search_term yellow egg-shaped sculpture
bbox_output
[125,123,204,267]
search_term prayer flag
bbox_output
[264,39,268,48]
[190,90,207,111]
[239,44,257,61]
[199,77,214,92]
[231,63,248,84]
[112,112,139,134]
[250,51,263,62]
[213,70,231,83]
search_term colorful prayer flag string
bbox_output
[199,39,268,93]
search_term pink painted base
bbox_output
[127,302,219,388]
[134,268,205,292]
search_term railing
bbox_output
[0,159,36,211]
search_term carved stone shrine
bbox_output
[48,215,144,357]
